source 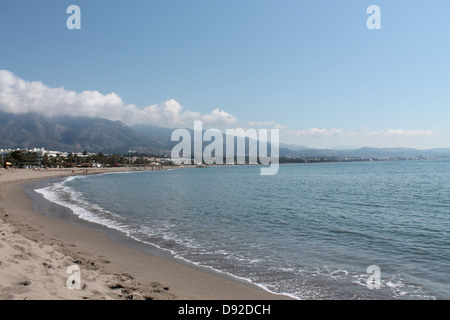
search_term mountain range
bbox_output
[1,110,450,159]
[0,111,170,154]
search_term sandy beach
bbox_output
[0,167,287,300]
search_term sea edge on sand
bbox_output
[0,168,292,300]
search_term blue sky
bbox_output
[1,0,449,148]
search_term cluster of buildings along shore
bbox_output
[0,147,96,158]
[0,147,168,168]
[2,147,441,169]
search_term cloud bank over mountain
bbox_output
[0,70,441,149]
[0,70,237,128]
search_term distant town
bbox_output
[1,146,446,170]
[0,147,172,169]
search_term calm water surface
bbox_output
[36,161,450,299]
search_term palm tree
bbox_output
[10,150,25,168]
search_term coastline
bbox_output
[0,168,289,300]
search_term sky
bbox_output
[1,0,450,149]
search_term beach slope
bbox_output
[0,168,287,300]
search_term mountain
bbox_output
[129,123,177,151]
[1,110,449,159]
[0,112,298,157]
[280,146,450,159]
[130,125,450,159]
[0,111,169,154]
[428,148,450,156]
[278,143,309,151]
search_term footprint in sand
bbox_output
[12,244,26,253]
[19,280,32,287]
[13,254,30,261]
[6,258,19,265]
[50,251,65,261]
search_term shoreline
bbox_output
[0,168,290,300]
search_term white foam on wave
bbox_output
[35,177,133,240]
[330,269,349,278]
[350,273,435,299]
[33,175,301,300]
[117,222,301,299]
[168,251,301,300]
[33,178,236,269]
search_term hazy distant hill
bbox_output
[1,110,449,159]
[128,125,450,159]
[130,123,177,151]
[278,143,309,151]
[279,145,450,159]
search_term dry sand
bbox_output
[0,167,288,300]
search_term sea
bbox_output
[34,160,450,299]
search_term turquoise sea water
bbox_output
[36,161,450,299]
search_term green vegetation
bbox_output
[3,151,39,168]
[1,150,174,168]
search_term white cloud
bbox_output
[288,128,343,138]
[202,108,237,126]
[0,70,238,128]
[285,127,438,149]
[369,129,435,137]
[249,121,275,127]
[287,128,434,139]
[248,121,287,129]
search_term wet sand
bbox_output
[0,168,288,300]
